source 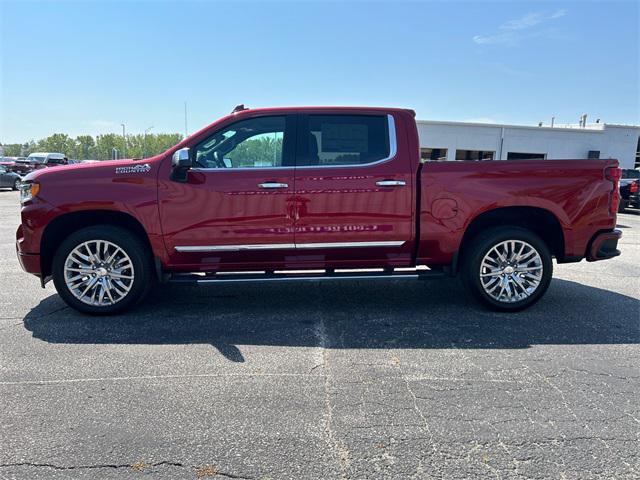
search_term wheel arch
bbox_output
[40,210,154,280]
[455,206,565,273]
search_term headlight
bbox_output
[19,182,39,204]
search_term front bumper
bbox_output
[16,247,42,276]
[586,229,622,262]
[16,223,42,276]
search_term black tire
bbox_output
[461,227,553,312]
[618,199,627,213]
[52,225,154,315]
[12,179,20,191]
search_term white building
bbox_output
[416,120,640,169]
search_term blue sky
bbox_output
[1,0,638,143]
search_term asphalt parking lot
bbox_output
[0,190,638,480]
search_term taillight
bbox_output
[605,166,622,182]
[631,181,639,194]
[605,166,621,215]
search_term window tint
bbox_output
[195,116,286,169]
[298,115,390,166]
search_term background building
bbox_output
[417,120,640,169]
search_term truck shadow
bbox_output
[22,278,639,362]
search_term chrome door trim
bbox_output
[191,166,295,172]
[176,244,296,252]
[295,114,397,170]
[190,115,397,172]
[175,240,405,253]
[296,241,405,249]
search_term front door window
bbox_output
[195,116,286,169]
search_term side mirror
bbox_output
[171,147,191,182]
[172,147,191,168]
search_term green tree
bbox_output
[1,141,36,157]
[73,135,96,160]
[146,133,183,158]
[94,134,122,160]
[227,135,283,167]
[1,144,22,156]
[36,133,75,155]
[21,141,36,156]
[3,132,183,160]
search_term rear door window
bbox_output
[297,114,392,167]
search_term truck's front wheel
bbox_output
[52,226,153,315]
[461,227,552,311]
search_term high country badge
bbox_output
[115,164,151,174]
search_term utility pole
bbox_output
[184,102,188,138]
[120,123,127,159]
[143,126,154,158]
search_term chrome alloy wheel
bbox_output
[63,240,135,306]
[479,240,543,303]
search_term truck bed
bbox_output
[418,159,619,265]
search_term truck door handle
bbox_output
[258,182,289,189]
[376,180,406,187]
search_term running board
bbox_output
[168,268,444,285]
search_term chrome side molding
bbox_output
[296,241,405,249]
[176,244,296,252]
[175,240,405,253]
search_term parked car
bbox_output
[0,165,21,190]
[12,152,68,175]
[619,179,639,211]
[0,157,17,169]
[2,157,24,172]
[16,106,622,315]
[11,157,39,175]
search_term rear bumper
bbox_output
[587,229,622,262]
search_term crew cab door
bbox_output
[293,112,414,267]
[159,114,297,270]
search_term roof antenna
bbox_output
[231,104,247,114]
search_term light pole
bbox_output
[120,123,127,159]
[143,126,154,158]
[184,101,188,137]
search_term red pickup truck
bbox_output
[16,106,622,314]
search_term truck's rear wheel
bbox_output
[461,227,552,311]
[52,226,153,315]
